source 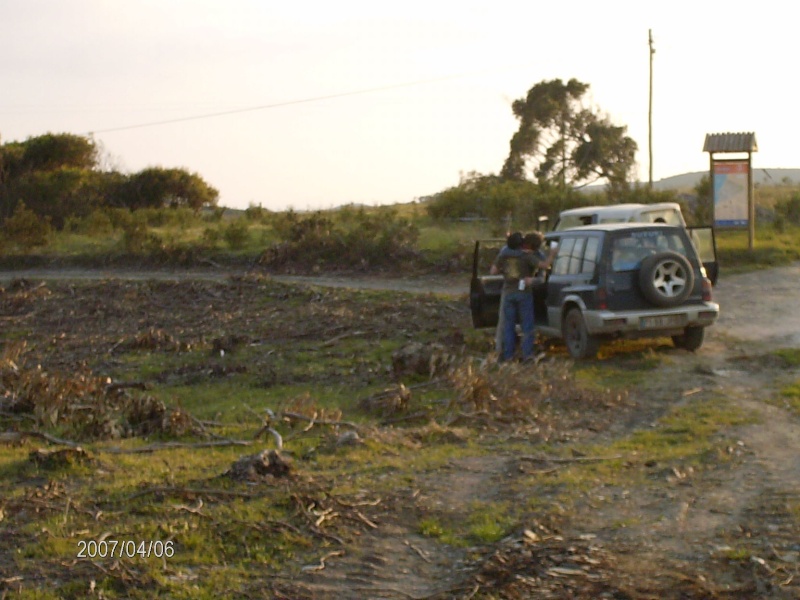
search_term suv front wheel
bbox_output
[563,308,599,359]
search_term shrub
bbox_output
[202,226,222,247]
[222,219,250,250]
[245,203,271,223]
[2,202,52,248]
[262,208,419,270]
[120,220,155,254]
[775,194,800,225]
[64,208,114,235]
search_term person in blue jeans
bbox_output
[490,232,536,361]
[491,232,556,362]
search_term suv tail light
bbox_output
[596,287,608,310]
[701,277,713,302]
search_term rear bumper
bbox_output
[582,302,720,336]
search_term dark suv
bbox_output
[470,223,720,359]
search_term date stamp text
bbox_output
[77,540,174,559]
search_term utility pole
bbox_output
[648,29,655,189]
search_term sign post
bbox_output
[703,133,757,250]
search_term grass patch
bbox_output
[776,381,800,415]
[611,395,755,461]
[575,344,665,389]
[716,225,800,273]
[525,395,758,498]
[465,501,517,544]
[771,347,800,367]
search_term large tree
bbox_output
[501,78,637,192]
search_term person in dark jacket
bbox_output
[491,232,556,361]
[490,232,538,361]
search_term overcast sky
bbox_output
[1,0,794,210]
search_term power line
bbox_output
[87,69,500,135]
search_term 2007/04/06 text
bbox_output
[77,540,174,559]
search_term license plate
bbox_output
[640,314,686,329]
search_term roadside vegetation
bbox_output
[3,181,800,275]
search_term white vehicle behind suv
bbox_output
[553,202,685,231]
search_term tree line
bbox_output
[0,132,219,230]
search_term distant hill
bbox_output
[651,168,800,191]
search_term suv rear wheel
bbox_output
[638,251,694,307]
[563,308,599,359]
[672,326,705,351]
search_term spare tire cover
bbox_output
[638,251,694,307]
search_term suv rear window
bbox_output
[553,235,601,276]
[611,230,690,272]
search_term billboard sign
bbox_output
[712,160,750,228]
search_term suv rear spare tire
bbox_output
[638,251,694,307]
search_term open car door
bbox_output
[469,239,504,328]
[688,226,718,285]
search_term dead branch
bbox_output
[171,498,211,518]
[380,410,432,426]
[0,410,37,423]
[353,509,379,529]
[243,403,284,448]
[518,454,623,464]
[322,330,366,347]
[404,540,432,563]
[333,497,382,508]
[121,486,256,503]
[105,381,148,393]
[360,378,445,403]
[281,411,361,432]
[254,425,284,449]
[1,429,82,448]
[104,439,252,454]
[301,550,345,572]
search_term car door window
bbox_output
[581,237,600,274]
[567,237,586,274]
[552,237,576,275]
[688,227,716,263]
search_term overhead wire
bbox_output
[87,68,500,135]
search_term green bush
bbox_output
[2,202,52,248]
[262,208,419,270]
[64,209,115,235]
[222,219,250,250]
[775,194,800,225]
[120,220,155,254]
[244,203,271,223]
[202,226,222,248]
[425,172,584,232]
